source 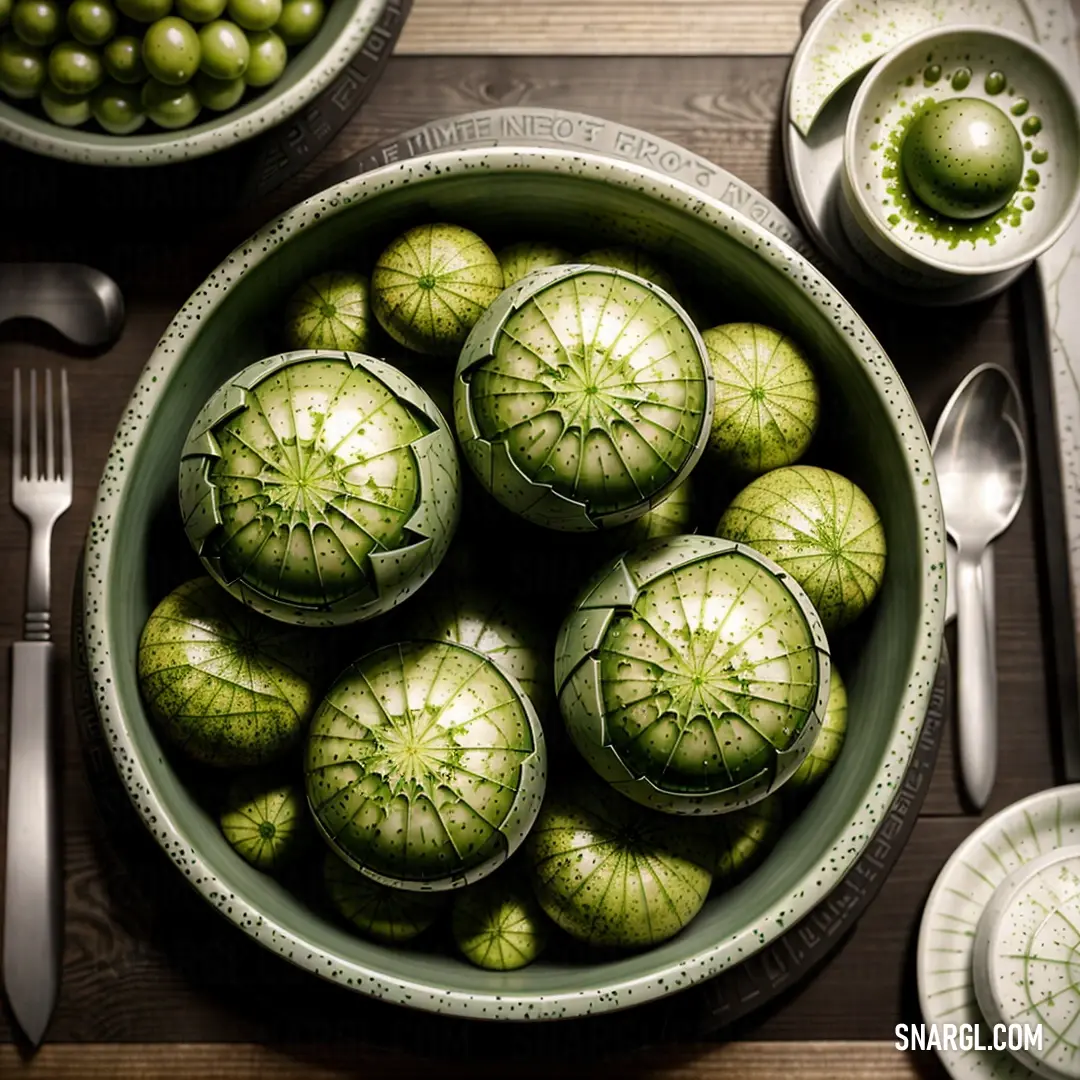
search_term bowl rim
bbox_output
[842,22,1080,278]
[0,0,386,166]
[83,145,946,1019]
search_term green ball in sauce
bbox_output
[900,97,1024,220]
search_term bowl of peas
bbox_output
[0,0,386,163]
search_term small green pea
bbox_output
[92,77,144,131]
[176,0,225,20]
[102,33,144,80]
[243,26,283,86]
[0,32,45,97]
[193,67,242,108]
[226,0,279,31]
[197,18,246,78]
[115,0,171,22]
[141,73,199,126]
[12,0,62,46]
[273,0,322,45]
[142,15,199,84]
[40,79,91,124]
[67,0,118,45]
[47,38,104,94]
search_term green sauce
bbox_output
[984,71,1006,95]
[923,64,942,85]
[1011,98,1029,116]
[1032,148,1048,165]
[951,67,972,91]
[1022,115,1043,136]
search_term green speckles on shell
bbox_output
[716,466,887,632]
[496,240,572,287]
[137,576,320,768]
[577,246,682,301]
[454,265,713,532]
[701,323,819,474]
[283,272,373,353]
[371,223,504,357]
[785,664,848,796]
[451,873,549,970]
[525,780,714,949]
[556,534,830,814]
[323,850,448,944]
[220,772,308,872]
[178,350,462,628]
[712,792,783,885]
[304,640,546,890]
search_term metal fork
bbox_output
[4,368,71,1047]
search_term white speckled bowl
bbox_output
[82,147,945,1018]
[0,0,386,166]
[842,25,1080,278]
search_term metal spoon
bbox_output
[0,264,125,349]
[933,364,1027,810]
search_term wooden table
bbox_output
[0,1,1069,1075]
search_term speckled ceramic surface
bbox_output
[0,0,386,166]
[918,786,1080,1079]
[843,26,1080,277]
[973,847,1080,1080]
[82,146,945,1018]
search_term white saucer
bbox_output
[918,785,1080,1079]
[782,0,1051,307]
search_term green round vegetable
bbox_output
[176,0,225,21]
[526,780,714,949]
[220,773,307,872]
[196,18,246,77]
[102,33,145,81]
[47,38,103,93]
[901,97,1024,220]
[0,34,45,97]
[273,0,322,45]
[242,26,283,86]
[712,792,783,885]
[137,576,323,768]
[305,640,547,891]
[323,851,448,944]
[283,271,372,352]
[140,75,199,126]
[785,665,848,795]
[496,240,571,288]
[91,78,144,131]
[66,0,117,45]
[226,0,279,30]
[40,80,90,123]
[116,0,171,21]
[178,351,462,627]
[371,223,504,357]
[192,67,241,108]
[454,265,713,532]
[143,15,200,84]
[716,465,887,631]
[12,0,61,46]
[451,874,549,970]
[578,245,682,300]
[702,323,819,473]
[556,534,830,814]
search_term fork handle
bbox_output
[3,641,62,1046]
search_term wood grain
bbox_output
[396,0,807,56]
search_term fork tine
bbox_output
[12,368,21,484]
[45,369,55,481]
[29,369,38,482]
[61,369,72,484]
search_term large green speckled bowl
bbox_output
[82,146,945,1019]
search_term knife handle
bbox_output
[956,553,997,811]
[3,641,62,1046]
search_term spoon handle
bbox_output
[957,551,997,810]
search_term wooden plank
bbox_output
[395,0,806,57]
[0,1040,942,1078]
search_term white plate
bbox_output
[918,785,1080,1079]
